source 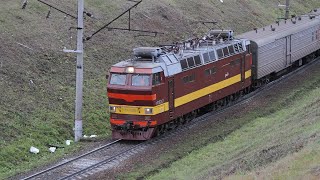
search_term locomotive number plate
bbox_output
[121,107,139,114]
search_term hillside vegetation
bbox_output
[147,66,320,179]
[0,0,320,178]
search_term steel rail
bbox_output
[59,142,145,180]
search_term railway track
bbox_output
[21,58,319,180]
[21,139,140,180]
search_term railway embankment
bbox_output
[1,0,320,179]
[92,60,320,179]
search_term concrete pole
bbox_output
[74,0,84,142]
[285,0,290,19]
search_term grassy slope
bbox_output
[114,63,320,180]
[147,66,320,180]
[0,0,320,178]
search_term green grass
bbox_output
[0,75,110,178]
[145,73,320,180]
[226,142,320,180]
[113,67,320,180]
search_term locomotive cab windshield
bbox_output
[109,73,126,85]
[131,74,150,86]
[109,70,163,87]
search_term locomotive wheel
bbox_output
[190,111,197,121]
[155,124,165,136]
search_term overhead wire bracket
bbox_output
[37,0,77,19]
[85,0,163,41]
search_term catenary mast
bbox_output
[74,0,84,142]
[63,0,84,142]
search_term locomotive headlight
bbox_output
[126,67,135,73]
[145,108,153,114]
[109,106,116,113]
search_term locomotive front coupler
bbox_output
[121,121,133,131]
[119,121,141,131]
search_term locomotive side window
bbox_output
[183,76,189,83]
[228,45,235,54]
[152,72,161,85]
[182,73,195,83]
[203,52,210,63]
[230,59,240,67]
[189,74,195,82]
[132,74,150,86]
[110,73,127,85]
[205,67,216,75]
[194,55,202,66]
[217,49,224,59]
[187,57,195,67]
[223,47,229,57]
[205,69,210,76]
[209,51,216,61]
[181,59,188,70]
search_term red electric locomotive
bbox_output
[107,30,252,140]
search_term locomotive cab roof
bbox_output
[110,30,250,77]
